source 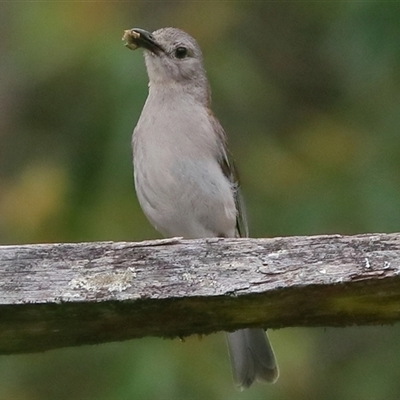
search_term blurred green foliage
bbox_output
[1,2,400,399]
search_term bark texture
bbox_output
[1,233,400,354]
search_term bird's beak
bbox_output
[122,28,164,54]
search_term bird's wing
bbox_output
[209,112,249,238]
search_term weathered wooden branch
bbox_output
[1,233,400,355]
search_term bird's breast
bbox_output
[132,93,236,238]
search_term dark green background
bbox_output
[1,2,400,399]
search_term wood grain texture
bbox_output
[1,233,400,355]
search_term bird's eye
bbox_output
[175,47,188,59]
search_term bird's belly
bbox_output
[134,157,236,238]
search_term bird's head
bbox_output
[123,27,209,102]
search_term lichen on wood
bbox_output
[1,233,400,355]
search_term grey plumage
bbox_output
[125,27,278,389]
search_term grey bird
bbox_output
[123,27,279,389]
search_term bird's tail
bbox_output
[226,328,279,389]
